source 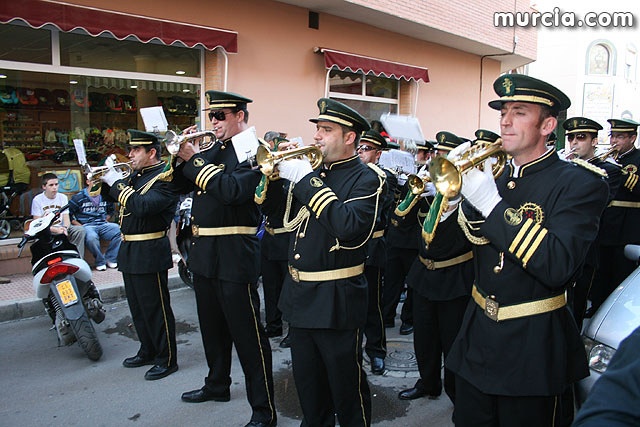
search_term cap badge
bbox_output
[478,131,484,139]
[320,100,327,114]
[440,134,446,143]
[502,77,513,95]
[573,119,578,128]
[205,92,211,104]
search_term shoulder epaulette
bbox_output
[367,163,387,179]
[383,167,398,176]
[571,158,608,178]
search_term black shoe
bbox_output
[398,385,441,400]
[144,364,178,380]
[279,333,291,348]
[399,322,414,335]
[123,355,154,368]
[181,387,231,403]
[245,421,277,427]
[371,357,385,375]
[265,327,283,338]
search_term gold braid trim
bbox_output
[457,204,490,245]
[283,182,310,232]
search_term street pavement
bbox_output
[0,286,454,426]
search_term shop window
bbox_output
[587,42,614,75]
[0,24,51,64]
[60,32,200,77]
[328,68,398,123]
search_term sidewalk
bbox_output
[0,264,183,322]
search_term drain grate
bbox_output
[383,338,418,372]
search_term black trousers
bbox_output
[290,327,371,427]
[413,293,468,403]
[123,271,176,368]
[454,375,562,427]
[568,264,595,331]
[591,244,637,312]
[261,257,288,333]
[382,248,417,325]
[363,265,386,359]
[192,274,276,425]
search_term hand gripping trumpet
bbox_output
[84,155,133,185]
[429,139,507,198]
[255,144,323,180]
[164,130,217,155]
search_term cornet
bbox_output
[429,140,507,198]
[164,130,217,155]
[588,146,619,163]
[256,145,323,180]
[406,173,431,195]
[84,158,134,186]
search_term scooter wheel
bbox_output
[69,313,103,361]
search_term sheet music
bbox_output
[232,127,260,163]
[73,139,87,166]
[380,113,425,142]
[140,106,169,133]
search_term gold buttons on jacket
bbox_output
[197,190,202,195]
[320,172,327,178]
[298,232,305,238]
[507,181,516,190]
[294,253,301,260]
[190,216,194,221]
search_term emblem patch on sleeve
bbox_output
[310,177,324,188]
[504,202,544,226]
[193,158,205,167]
[117,183,126,191]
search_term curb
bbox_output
[0,274,187,323]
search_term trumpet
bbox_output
[164,130,217,155]
[256,144,323,180]
[561,147,578,161]
[84,158,134,185]
[588,146,619,163]
[429,140,506,198]
[407,173,431,195]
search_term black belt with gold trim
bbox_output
[419,251,473,270]
[121,231,166,242]
[288,263,365,282]
[264,226,288,235]
[471,284,566,322]
[192,225,257,237]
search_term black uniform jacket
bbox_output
[262,204,290,262]
[386,180,424,251]
[599,148,640,246]
[170,139,262,283]
[406,206,473,301]
[446,150,609,396]
[364,168,396,267]
[107,162,177,274]
[260,155,385,329]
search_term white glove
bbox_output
[101,166,125,186]
[420,182,437,198]
[447,141,472,160]
[417,164,429,178]
[277,158,313,183]
[460,159,502,217]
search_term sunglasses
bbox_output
[356,145,378,152]
[208,110,232,121]
[567,133,588,142]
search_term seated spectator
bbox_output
[31,173,86,257]
[69,177,121,271]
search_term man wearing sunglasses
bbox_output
[591,118,640,316]
[562,117,622,329]
[170,90,276,427]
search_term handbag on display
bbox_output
[17,87,38,107]
[35,88,53,109]
[105,93,123,112]
[120,94,136,112]
[52,89,70,110]
[0,86,18,106]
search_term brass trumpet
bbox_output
[85,159,134,185]
[164,130,217,155]
[407,173,431,195]
[588,146,619,163]
[429,140,506,198]
[256,144,323,180]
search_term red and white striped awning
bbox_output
[0,0,238,53]
[317,48,429,82]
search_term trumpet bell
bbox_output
[429,157,462,198]
[164,130,217,155]
[407,174,431,195]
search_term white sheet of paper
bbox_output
[73,139,87,166]
[289,137,304,148]
[380,113,425,142]
[140,106,169,133]
[379,149,416,175]
[232,127,260,163]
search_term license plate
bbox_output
[56,280,78,306]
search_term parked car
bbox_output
[576,245,640,405]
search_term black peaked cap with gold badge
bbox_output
[360,129,387,149]
[474,129,501,143]
[489,74,571,114]
[563,117,603,134]
[416,140,436,151]
[310,98,370,133]
[546,131,557,146]
[203,90,253,111]
[608,118,640,133]
[127,129,160,148]
[435,131,465,152]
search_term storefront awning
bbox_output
[317,48,429,83]
[0,0,238,53]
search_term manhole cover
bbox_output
[383,338,417,372]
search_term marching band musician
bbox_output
[446,75,609,426]
[591,118,640,315]
[562,117,622,328]
[399,132,477,403]
[99,130,179,381]
[170,91,276,427]
[259,98,385,426]
[356,129,393,375]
